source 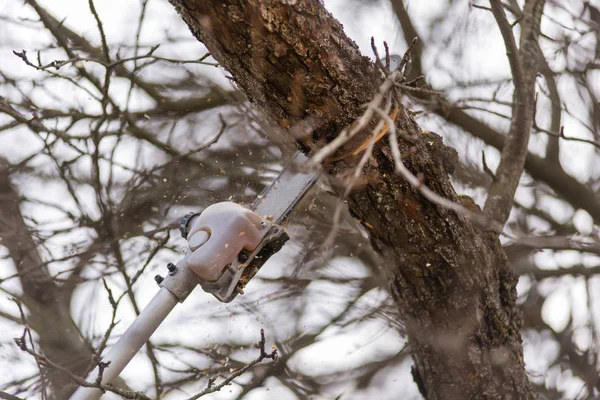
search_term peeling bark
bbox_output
[167,1,533,398]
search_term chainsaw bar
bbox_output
[198,152,317,302]
[250,152,317,224]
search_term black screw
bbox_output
[154,275,164,285]
[167,262,177,273]
[238,251,249,263]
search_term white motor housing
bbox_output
[185,202,267,281]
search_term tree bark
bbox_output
[167,1,533,398]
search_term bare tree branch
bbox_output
[0,158,92,398]
[390,0,600,225]
[483,0,545,225]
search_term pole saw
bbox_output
[70,152,317,400]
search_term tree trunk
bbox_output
[167,1,533,398]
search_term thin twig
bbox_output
[535,125,600,149]
[185,329,278,400]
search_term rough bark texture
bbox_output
[167,1,533,398]
[392,0,600,226]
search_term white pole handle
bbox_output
[70,287,179,400]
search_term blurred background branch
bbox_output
[0,0,598,399]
